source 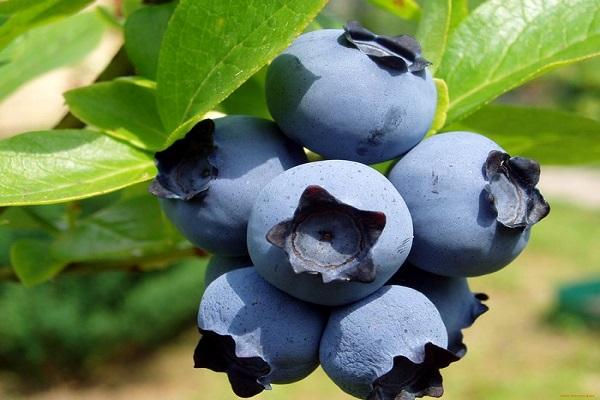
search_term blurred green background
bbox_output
[0,0,598,399]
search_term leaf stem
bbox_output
[66,202,81,231]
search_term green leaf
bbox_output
[77,190,124,218]
[0,130,156,206]
[11,239,67,286]
[22,205,68,231]
[425,78,449,136]
[446,104,600,165]
[123,0,143,17]
[368,0,420,20]
[0,11,105,100]
[0,207,55,266]
[312,11,343,29]
[52,194,188,262]
[0,0,94,50]
[124,2,176,79]
[438,0,600,124]
[156,0,329,142]
[218,68,271,119]
[65,79,167,151]
[370,160,394,175]
[1,183,190,283]
[447,0,468,31]
[95,5,123,29]
[0,0,89,14]
[416,0,468,72]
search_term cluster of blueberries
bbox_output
[150,22,550,400]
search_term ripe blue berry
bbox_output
[247,160,413,306]
[320,285,458,399]
[150,116,307,256]
[204,255,252,288]
[195,268,326,397]
[389,263,489,356]
[388,131,550,277]
[266,22,436,164]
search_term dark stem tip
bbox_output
[149,118,218,201]
[194,329,271,398]
[484,150,550,229]
[343,20,431,73]
[368,342,460,400]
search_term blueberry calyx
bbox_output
[149,119,218,201]
[474,292,490,302]
[194,329,271,398]
[454,293,489,357]
[368,343,459,400]
[267,185,386,283]
[484,150,550,229]
[343,21,431,73]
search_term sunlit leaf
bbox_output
[65,79,167,151]
[368,0,420,20]
[0,130,155,206]
[416,0,468,71]
[438,0,600,124]
[156,0,329,143]
[427,78,449,135]
[446,104,600,165]
[0,0,93,50]
[0,12,105,100]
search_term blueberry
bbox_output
[320,285,459,399]
[195,268,326,397]
[204,255,252,288]
[388,263,489,356]
[149,116,307,256]
[388,131,550,277]
[247,160,413,306]
[266,22,436,164]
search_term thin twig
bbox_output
[0,268,17,282]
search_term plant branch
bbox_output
[67,247,202,275]
[0,248,206,284]
[0,268,16,282]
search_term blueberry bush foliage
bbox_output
[0,0,598,286]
